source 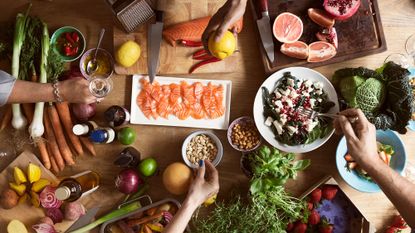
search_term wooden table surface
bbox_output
[0,0,414,232]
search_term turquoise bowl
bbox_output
[336,130,407,193]
[50,26,86,62]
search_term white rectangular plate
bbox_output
[130,75,232,130]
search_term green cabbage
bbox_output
[339,75,365,107]
[355,78,385,113]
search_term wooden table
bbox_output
[0,0,414,232]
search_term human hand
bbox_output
[59,78,98,104]
[186,160,219,206]
[202,0,247,49]
[333,108,380,167]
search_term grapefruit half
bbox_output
[308,41,337,63]
[273,12,303,43]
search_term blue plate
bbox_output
[336,130,407,193]
[408,67,415,131]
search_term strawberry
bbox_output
[308,209,321,225]
[310,188,322,203]
[293,221,307,233]
[322,185,338,200]
[390,215,407,229]
[319,218,334,233]
[307,201,314,210]
[286,222,294,231]
[385,226,401,233]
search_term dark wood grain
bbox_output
[250,0,387,74]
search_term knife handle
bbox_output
[155,10,164,22]
[257,0,269,14]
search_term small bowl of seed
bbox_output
[227,116,261,152]
[182,131,223,168]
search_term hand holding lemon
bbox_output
[208,31,236,60]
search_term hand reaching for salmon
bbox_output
[202,0,247,49]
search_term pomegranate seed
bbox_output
[327,0,355,15]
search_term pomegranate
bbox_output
[280,41,309,59]
[323,0,361,20]
[308,41,337,62]
[316,27,338,48]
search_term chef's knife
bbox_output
[147,10,164,83]
[256,0,275,63]
[65,206,100,233]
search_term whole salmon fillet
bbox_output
[162,16,243,47]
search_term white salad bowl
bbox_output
[253,67,339,153]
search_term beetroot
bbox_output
[46,208,64,224]
[64,202,86,221]
[323,0,361,20]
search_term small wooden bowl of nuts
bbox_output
[182,131,223,168]
[227,116,261,152]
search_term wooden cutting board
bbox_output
[113,0,240,75]
[0,151,74,233]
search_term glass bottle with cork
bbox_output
[72,121,99,136]
[89,127,116,144]
[55,170,100,202]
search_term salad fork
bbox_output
[298,107,358,123]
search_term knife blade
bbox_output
[65,206,100,233]
[147,10,164,83]
[256,0,275,63]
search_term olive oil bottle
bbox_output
[55,170,100,202]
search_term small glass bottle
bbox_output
[104,105,131,127]
[55,170,100,202]
[89,128,116,144]
[72,121,99,136]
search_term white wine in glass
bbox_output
[88,75,113,98]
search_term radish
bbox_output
[323,0,361,21]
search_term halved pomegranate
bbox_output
[316,27,338,48]
[323,0,361,21]
[308,41,337,62]
[280,41,309,59]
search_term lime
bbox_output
[208,31,236,60]
[115,40,141,68]
[118,127,137,145]
[138,157,158,177]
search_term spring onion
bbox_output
[69,201,142,233]
[28,22,48,138]
[11,5,31,129]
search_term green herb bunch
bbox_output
[194,145,310,233]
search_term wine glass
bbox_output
[88,74,113,98]
[384,53,411,69]
[405,33,415,65]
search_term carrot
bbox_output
[36,138,50,169]
[47,104,75,165]
[127,212,164,227]
[22,103,35,124]
[44,109,66,170]
[344,154,354,162]
[48,146,60,174]
[0,105,12,131]
[55,102,84,155]
[79,137,97,156]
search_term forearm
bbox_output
[363,158,415,227]
[7,80,55,104]
[163,197,199,233]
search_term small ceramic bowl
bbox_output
[79,48,114,79]
[50,26,86,62]
[227,116,261,152]
[182,131,223,168]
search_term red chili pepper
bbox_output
[189,57,221,74]
[64,45,72,56]
[71,46,79,56]
[72,32,79,42]
[192,49,208,59]
[193,53,214,60]
[179,39,203,47]
[65,32,75,44]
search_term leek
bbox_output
[69,201,142,233]
[28,22,48,138]
[11,4,31,130]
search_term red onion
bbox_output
[46,208,64,223]
[40,186,63,209]
[115,169,143,194]
[72,103,97,122]
[38,217,54,226]
[59,66,83,81]
[32,223,57,233]
[64,202,86,221]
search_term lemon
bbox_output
[116,40,141,68]
[208,31,236,60]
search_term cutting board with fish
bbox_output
[113,0,240,75]
[249,0,387,74]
